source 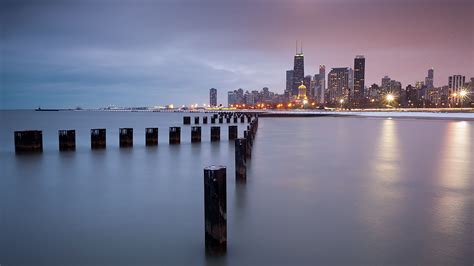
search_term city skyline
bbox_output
[1,0,473,108]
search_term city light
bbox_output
[303,99,308,105]
[386,94,394,102]
[339,99,344,104]
[459,90,467,97]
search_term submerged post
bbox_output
[191,126,202,143]
[58,130,75,151]
[183,116,191,125]
[91,128,106,149]
[204,165,227,256]
[203,116,208,124]
[119,128,133,147]
[211,126,220,142]
[14,130,43,153]
[240,116,245,123]
[194,116,200,124]
[228,125,238,140]
[218,117,223,124]
[211,117,216,124]
[226,117,231,123]
[169,127,181,144]
[233,116,238,123]
[145,128,158,146]
[235,138,247,182]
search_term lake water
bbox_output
[1,111,473,265]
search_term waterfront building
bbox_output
[353,55,365,105]
[425,68,434,89]
[286,70,294,97]
[210,88,217,107]
[292,42,304,96]
[319,65,326,105]
[448,75,466,106]
[328,67,351,105]
[303,75,312,98]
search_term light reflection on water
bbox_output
[0,111,473,265]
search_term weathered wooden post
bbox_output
[240,116,245,123]
[218,117,223,124]
[228,125,238,140]
[211,117,216,124]
[194,116,200,124]
[204,165,227,255]
[58,130,75,151]
[211,126,220,142]
[183,116,191,125]
[119,128,133,147]
[191,126,201,143]
[145,128,158,146]
[235,138,247,182]
[14,130,43,153]
[91,128,106,149]
[203,116,208,124]
[169,127,181,144]
[244,130,251,158]
[233,116,238,123]
[226,117,231,123]
[247,115,252,123]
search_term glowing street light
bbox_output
[386,94,394,102]
[459,90,467,97]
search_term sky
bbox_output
[1,0,473,109]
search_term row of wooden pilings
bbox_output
[13,125,243,152]
[204,115,259,255]
[183,112,253,125]
[12,111,260,256]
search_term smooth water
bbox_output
[1,111,473,265]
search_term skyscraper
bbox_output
[292,42,304,96]
[328,67,351,104]
[303,75,312,98]
[448,75,466,106]
[353,55,365,104]
[286,70,294,96]
[319,65,326,105]
[425,68,434,88]
[209,88,217,107]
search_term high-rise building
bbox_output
[303,75,312,98]
[448,75,466,106]
[353,56,365,104]
[292,43,304,96]
[209,88,217,107]
[286,70,294,96]
[425,68,434,88]
[319,65,326,104]
[328,67,351,104]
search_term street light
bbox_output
[339,99,344,110]
[386,94,394,108]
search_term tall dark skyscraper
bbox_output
[353,55,365,103]
[425,68,434,88]
[209,88,217,107]
[303,75,312,98]
[292,42,304,96]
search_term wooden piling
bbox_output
[58,130,75,151]
[211,117,216,124]
[211,126,220,142]
[228,125,238,140]
[218,117,223,124]
[204,165,227,255]
[191,126,201,143]
[169,127,181,144]
[91,128,106,149]
[195,116,200,124]
[203,117,208,124]
[183,116,191,125]
[235,138,247,182]
[14,130,43,153]
[145,128,158,146]
[119,128,133,147]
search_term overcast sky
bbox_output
[1,0,473,108]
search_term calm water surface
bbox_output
[1,111,473,265]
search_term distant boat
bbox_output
[35,107,59,111]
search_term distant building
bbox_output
[425,68,434,89]
[328,67,351,104]
[303,75,312,98]
[209,88,217,107]
[448,75,466,106]
[319,65,326,104]
[353,55,365,104]
[293,43,305,96]
[286,70,294,97]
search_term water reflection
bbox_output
[425,121,472,264]
[373,119,400,185]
